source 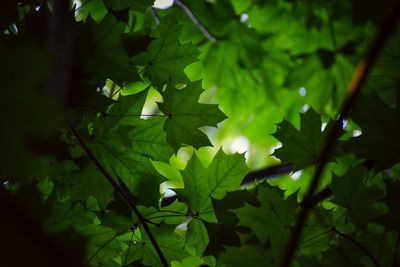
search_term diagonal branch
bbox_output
[331,228,382,267]
[150,0,216,42]
[173,0,216,42]
[240,163,294,186]
[66,121,169,267]
[150,6,161,25]
[281,4,400,267]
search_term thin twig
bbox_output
[144,209,187,217]
[109,82,117,98]
[173,0,216,42]
[111,87,122,98]
[74,0,93,12]
[66,121,169,267]
[281,4,400,267]
[86,234,118,264]
[123,231,135,267]
[332,228,382,267]
[150,6,161,25]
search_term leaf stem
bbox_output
[86,234,118,264]
[66,121,169,267]
[122,231,135,267]
[280,3,400,267]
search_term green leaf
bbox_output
[377,178,400,231]
[330,167,385,228]
[205,189,257,255]
[362,30,400,105]
[101,89,149,128]
[273,108,337,171]
[45,200,97,232]
[101,209,133,234]
[299,208,334,256]
[94,145,164,207]
[94,89,174,163]
[158,81,227,151]
[65,165,114,209]
[171,256,205,267]
[233,184,297,246]
[186,220,209,256]
[140,200,188,225]
[348,93,400,171]
[128,117,174,162]
[75,0,108,21]
[122,33,153,58]
[77,224,122,265]
[319,239,365,267]
[133,226,192,267]
[132,14,200,88]
[84,14,138,86]
[356,230,399,267]
[4,1,400,266]
[178,150,249,222]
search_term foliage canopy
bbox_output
[1,0,400,266]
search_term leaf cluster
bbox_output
[1,0,400,267]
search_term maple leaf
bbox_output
[93,145,165,207]
[348,93,400,171]
[83,14,139,86]
[177,150,249,222]
[65,165,114,209]
[4,1,400,266]
[330,167,385,228]
[94,89,173,163]
[140,200,188,225]
[273,108,339,171]
[132,13,200,88]
[233,184,297,245]
[128,117,174,163]
[124,225,192,267]
[205,190,258,255]
[96,89,148,132]
[77,224,122,265]
[158,81,227,151]
[186,220,209,256]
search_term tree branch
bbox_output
[150,6,161,25]
[301,188,332,209]
[173,0,216,42]
[331,228,382,267]
[240,163,293,186]
[281,4,400,267]
[66,121,169,267]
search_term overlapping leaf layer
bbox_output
[1,1,400,267]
